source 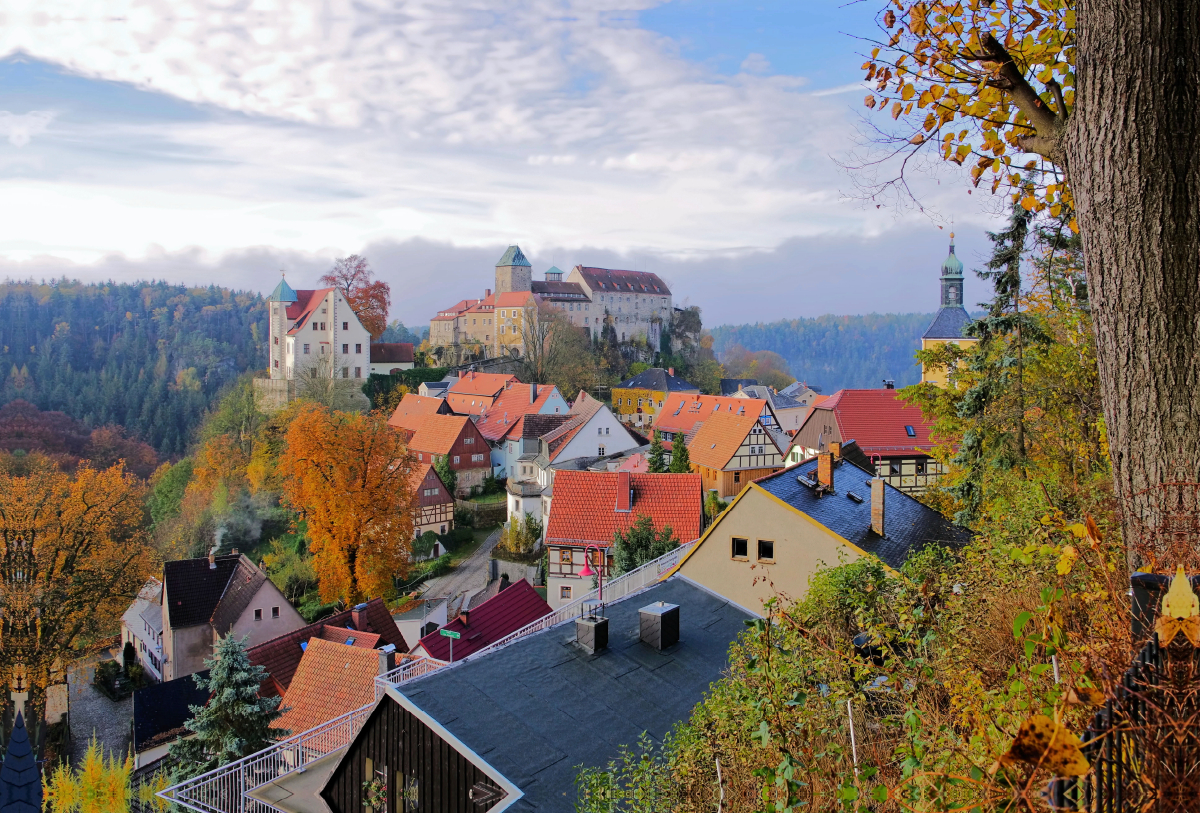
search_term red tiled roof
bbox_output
[448,371,519,397]
[316,626,381,648]
[433,299,481,320]
[545,471,703,548]
[617,453,649,472]
[370,343,414,364]
[475,384,561,442]
[388,394,447,434]
[247,598,407,696]
[415,580,550,661]
[273,639,380,734]
[800,389,935,455]
[284,288,335,336]
[493,291,536,308]
[541,391,606,461]
[654,393,768,435]
[408,414,473,456]
[573,266,672,296]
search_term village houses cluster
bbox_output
[127,240,975,811]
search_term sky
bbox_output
[0,0,1003,327]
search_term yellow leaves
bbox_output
[864,94,877,109]
[884,8,896,27]
[1055,545,1077,575]
[923,112,937,131]
[1066,684,1106,707]
[1021,196,1040,211]
[1001,715,1090,776]
[910,133,926,145]
[901,83,916,101]
[45,738,133,813]
[891,101,904,120]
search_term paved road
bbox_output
[421,527,501,610]
[67,656,133,765]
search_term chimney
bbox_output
[459,609,470,626]
[208,553,216,569]
[351,601,368,630]
[530,383,537,404]
[378,644,397,675]
[485,288,492,298]
[615,471,632,512]
[576,614,609,654]
[668,367,674,376]
[871,476,885,536]
[817,452,834,490]
[639,601,680,650]
[231,547,239,556]
[829,441,841,460]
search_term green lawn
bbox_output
[469,491,507,504]
[449,524,501,566]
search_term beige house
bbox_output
[665,451,969,616]
[160,553,305,682]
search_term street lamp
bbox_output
[577,544,605,604]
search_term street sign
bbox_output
[439,629,461,639]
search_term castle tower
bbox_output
[267,274,298,380]
[494,245,532,294]
[920,234,977,386]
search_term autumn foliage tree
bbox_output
[0,454,154,744]
[321,255,391,339]
[278,405,418,604]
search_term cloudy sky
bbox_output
[0,0,1001,327]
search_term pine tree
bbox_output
[647,431,667,473]
[168,635,285,774]
[612,514,679,576]
[668,436,691,473]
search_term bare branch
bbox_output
[980,34,1064,162]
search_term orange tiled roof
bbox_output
[388,394,446,434]
[685,410,767,470]
[476,384,560,442]
[493,292,536,308]
[408,414,472,456]
[316,626,381,648]
[654,393,767,434]
[545,471,703,548]
[283,288,335,336]
[448,371,519,397]
[273,639,381,735]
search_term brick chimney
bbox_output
[351,603,367,630]
[668,367,675,376]
[485,288,492,298]
[377,645,396,675]
[615,471,632,512]
[871,477,885,536]
[817,452,834,490]
[829,441,841,459]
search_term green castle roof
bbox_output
[496,245,531,268]
[269,277,298,303]
[941,237,964,278]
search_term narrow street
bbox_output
[420,527,502,610]
[66,655,132,765]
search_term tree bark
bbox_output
[1067,0,1200,564]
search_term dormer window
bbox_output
[905,425,917,437]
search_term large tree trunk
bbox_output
[1067,0,1200,566]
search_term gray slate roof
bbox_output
[163,555,246,629]
[399,577,752,810]
[616,367,698,393]
[922,306,972,339]
[757,458,970,570]
[719,378,759,396]
[0,713,39,813]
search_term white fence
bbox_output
[373,655,449,700]
[160,703,373,813]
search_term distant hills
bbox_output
[710,313,937,392]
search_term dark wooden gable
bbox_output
[321,695,508,813]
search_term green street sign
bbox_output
[439,629,461,639]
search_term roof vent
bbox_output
[576,614,608,654]
[797,474,817,489]
[847,491,864,504]
[639,601,679,651]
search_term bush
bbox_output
[413,531,441,558]
[439,526,474,551]
[499,514,543,557]
[93,659,134,701]
[454,506,475,528]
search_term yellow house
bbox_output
[664,451,969,615]
[921,234,978,386]
[612,367,699,428]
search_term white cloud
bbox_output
[0,110,54,146]
[740,53,771,74]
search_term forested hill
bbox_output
[710,313,937,391]
[0,280,265,456]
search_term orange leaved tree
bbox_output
[0,453,154,745]
[277,405,417,604]
[321,255,391,339]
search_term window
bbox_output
[431,487,439,495]
[915,461,926,475]
[343,321,348,330]
[560,549,572,563]
[758,540,775,561]
[254,609,262,621]
[272,606,280,619]
[303,344,310,354]
[561,586,572,600]
[342,367,349,378]
[472,453,485,462]
[453,455,460,464]
[342,343,349,354]
[500,326,505,334]
[598,445,605,455]
[273,336,278,345]
[356,343,362,353]
[733,471,741,484]
[354,367,362,378]
[905,425,916,437]
[731,537,748,559]
[274,360,279,368]
[464,436,474,445]
[637,398,643,407]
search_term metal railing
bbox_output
[376,539,694,691]
[160,703,374,813]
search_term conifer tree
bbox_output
[168,635,285,774]
[433,454,457,499]
[668,436,691,473]
[647,431,667,474]
[612,514,678,576]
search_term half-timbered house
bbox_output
[410,464,454,538]
[407,415,490,497]
[685,409,787,498]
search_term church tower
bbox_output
[267,274,298,380]
[920,234,977,386]
[494,245,533,294]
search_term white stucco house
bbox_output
[267,277,374,382]
[120,578,165,682]
[474,383,571,479]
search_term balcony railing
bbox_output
[374,655,449,700]
[160,703,374,813]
